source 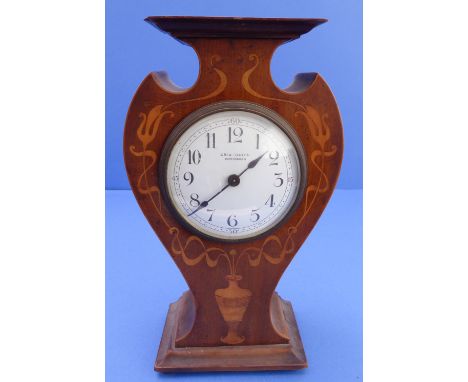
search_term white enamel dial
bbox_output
[164,108,303,241]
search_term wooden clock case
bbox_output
[123,16,343,372]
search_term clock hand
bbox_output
[187,151,268,217]
[187,184,229,216]
[237,151,268,177]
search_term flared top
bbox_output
[145,16,327,42]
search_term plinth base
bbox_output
[155,293,307,372]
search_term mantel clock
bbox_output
[124,16,343,372]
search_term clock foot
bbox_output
[154,292,308,372]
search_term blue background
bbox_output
[106,0,362,190]
[106,1,362,381]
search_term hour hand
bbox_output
[238,151,268,177]
[248,151,268,169]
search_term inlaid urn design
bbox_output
[215,274,253,345]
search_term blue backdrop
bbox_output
[106,0,362,190]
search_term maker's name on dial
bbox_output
[220,153,250,161]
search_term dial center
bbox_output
[227,174,241,187]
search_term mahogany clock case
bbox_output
[123,16,344,372]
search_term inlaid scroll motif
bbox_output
[242,53,338,222]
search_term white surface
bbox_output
[0,1,104,382]
[364,1,468,381]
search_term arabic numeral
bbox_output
[207,209,215,221]
[228,126,243,143]
[206,132,216,148]
[183,171,194,185]
[190,193,200,207]
[188,149,201,165]
[269,150,279,166]
[250,208,260,222]
[265,194,275,207]
[274,172,284,187]
[227,215,238,227]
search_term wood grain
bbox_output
[123,16,343,371]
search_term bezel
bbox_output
[159,100,308,243]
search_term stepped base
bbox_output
[155,293,307,372]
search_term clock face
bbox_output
[162,103,305,241]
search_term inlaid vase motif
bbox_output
[215,275,252,345]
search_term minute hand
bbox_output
[187,184,229,217]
